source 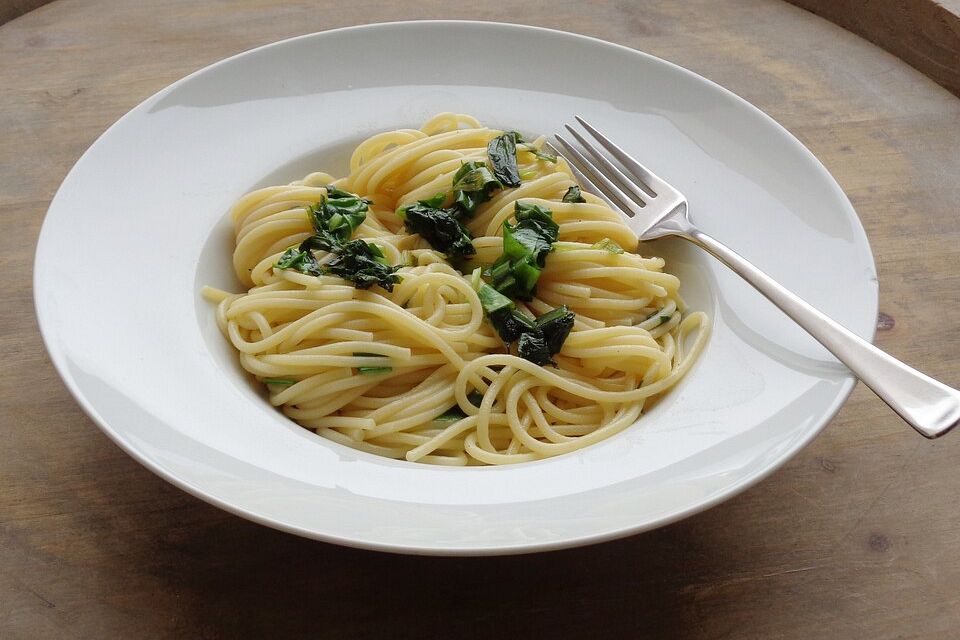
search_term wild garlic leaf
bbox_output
[562,185,586,203]
[275,247,323,276]
[487,132,522,187]
[322,240,401,291]
[400,199,476,258]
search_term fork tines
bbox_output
[554,117,670,218]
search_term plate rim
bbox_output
[33,20,878,555]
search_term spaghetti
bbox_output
[203,113,709,465]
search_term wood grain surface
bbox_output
[3,1,960,638]
[787,0,960,98]
[0,0,48,26]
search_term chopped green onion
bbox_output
[487,201,559,300]
[477,283,514,315]
[471,266,483,291]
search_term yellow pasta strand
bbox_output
[208,113,710,465]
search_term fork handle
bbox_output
[685,227,960,438]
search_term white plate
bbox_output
[34,21,877,555]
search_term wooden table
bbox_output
[3,1,960,637]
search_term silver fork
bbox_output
[555,116,960,439]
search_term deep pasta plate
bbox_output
[34,22,877,554]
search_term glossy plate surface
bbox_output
[34,22,877,555]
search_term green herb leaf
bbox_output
[436,391,486,421]
[514,201,560,240]
[590,238,624,254]
[323,240,402,291]
[562,185,587,203]
[486,260,512,284]
[487,307,537,345]
[506,306,576,366]
[517,331,553,366]
[275,247,323,276]
[511,260,541,294]
[306,186,371,250]
[279,187,403,287]
[504,219,553,267]
[452,161,499,193]
[520,143,557,163]
[484,305,575,365]
[534,305,575,357]
[452,161,501,216]
[487,132,522,187]
[470,266,483,291]
[474,203,575,363]
[400,199,476,258]
[353,352,392,375]
[477,273,576,365]
[477,283,514,315]
[420,192,447,208]
[488,201,559,300]
[358,367,392,375]
[262,378,297,386]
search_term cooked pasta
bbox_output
[203,113,709,465]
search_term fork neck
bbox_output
[640,206,697,242]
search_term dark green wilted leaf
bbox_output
[535,305,575,357]
[323,240,402,291]
[452,161,501,216]
[436,391,486,421]
[487,132,522,187]
[275,247,323,276]
[305,186,371,250]
[487,307,537,345]
[400,199,476,258]
[562,185,586,203]
[452,162,498,192]
[514,201,560,241]
[278,187,403,289]
[476,277,576,365]
[517,331,553,366]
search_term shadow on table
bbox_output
[133,494,752,639]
